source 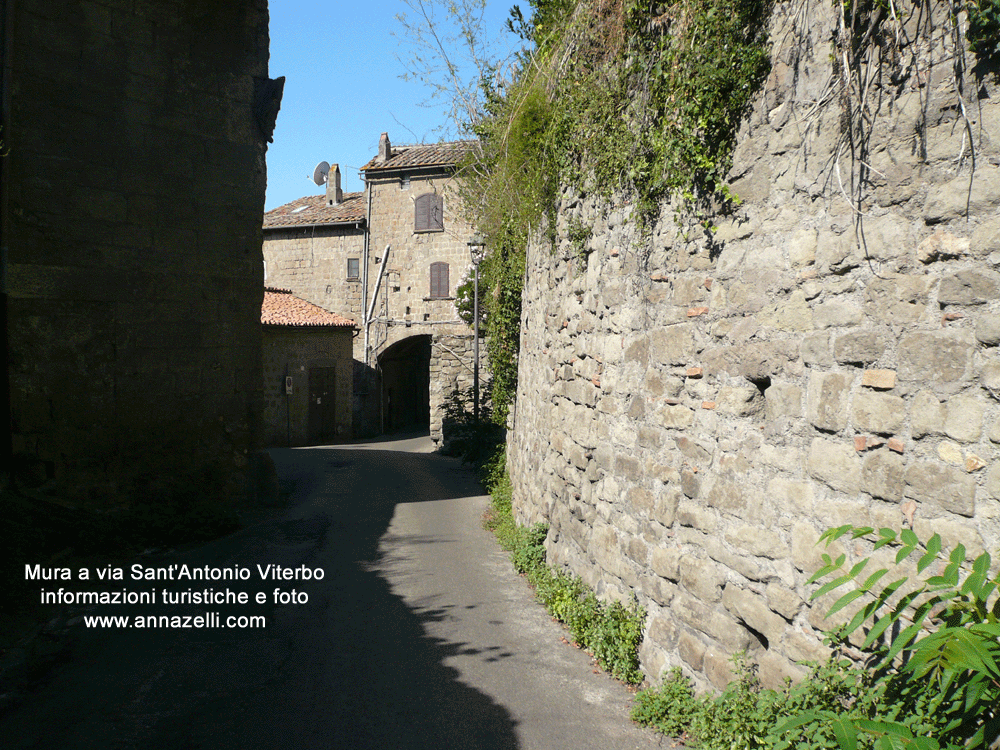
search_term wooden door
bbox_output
[308,367,337,443]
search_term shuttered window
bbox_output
[429,262,449,299]
[414,192,444,232]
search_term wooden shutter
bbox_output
[430,262,449,298]
[415,193,443,232]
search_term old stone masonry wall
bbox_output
[508,1,1000,691]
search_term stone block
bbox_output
[851,391,905,435]
[724,525,790,560]
[658,403,695,429]
[678,631,707,672]
[813,300,864,329]
[651,546,681,581]
[808,437,861,494]
[862,369,896,389]
[781,629,831,664]
[975,313,1000,346]
[722,585,787,645]
[767,477,814,517]
[861,450,905,501]
[807,371,851,432]
[944,395,985,442]
[937,441,964,465]
[765,382,802,420]
[800,332,832,366]
[904,461,976,517]
[865,275,933,325]
[681,470,701,499]
[938,269,1000,306]
[834,331,886,366]
[705,477,757,515]
[916,231,970,263]
[924,168,1000,223]
[679,555,723,603]
[650,324,696,366]
[676,501,718,532]
[786,227,817,267]
[987,463,1000,499]
[758,289,812,331]
[758,652,806,690]
[672,592,752,653]
[898,331,974,389]
[765,582,802,620]
[716,385,764,417]
[911,390,946,437]
[654,485,681,526]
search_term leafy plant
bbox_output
[482,443,645,683]
[776,525,1000,750]
[967,0,1000,64]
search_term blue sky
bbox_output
[265,0,518,210]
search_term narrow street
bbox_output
[2,435,660,749]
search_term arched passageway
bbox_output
[377,335,431,433]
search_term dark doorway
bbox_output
[378,335,430,433]
[308,366,338,444]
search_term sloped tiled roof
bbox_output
[263,191,365,229]
[360,141,475,173]
[262,288,356,328]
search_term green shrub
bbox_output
[482,444,645,684]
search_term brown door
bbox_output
[308,367,338,443]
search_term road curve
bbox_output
[1,434,660,749]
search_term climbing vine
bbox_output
[459,0,773,423]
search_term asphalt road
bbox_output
[1,434,660,749]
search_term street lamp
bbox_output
[468,234,486,424]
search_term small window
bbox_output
[400,176,410,190]
[429,262,449,299]
[347,258,360,279]
[414,193,444,233]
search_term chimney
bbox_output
[376,132,391,163]
[326,163,343,206]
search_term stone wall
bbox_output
[430,333,489,445]
[3,0,272,506]
[264,226,365,322]
[261,327,354,446]
[508,1,1000,691]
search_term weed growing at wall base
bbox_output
[480,447,645,684]
[631,526,1000,749]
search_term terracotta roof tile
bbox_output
[262,288,356,328]
[360,140,474,173]
[263,191,365,229]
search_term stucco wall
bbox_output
[3,0,271,506]
[508,1,1000,691]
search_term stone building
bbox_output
[263,133,487,442]
[261,288,355,447]
[1,0,274,510]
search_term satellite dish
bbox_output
[312,161,330,186]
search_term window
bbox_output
[429,262,449,299]
[400,176,410,190]
[347,258,359,279]
[414,192,444,232]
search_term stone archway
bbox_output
[377,334,431,433]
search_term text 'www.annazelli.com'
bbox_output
[83,613,266,629]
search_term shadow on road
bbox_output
[1,445,519,750]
